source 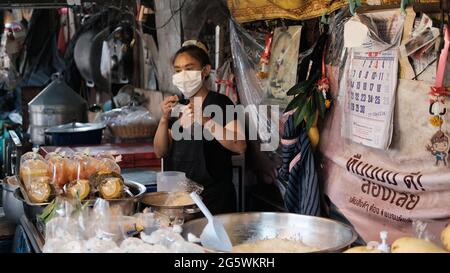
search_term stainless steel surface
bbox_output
[4,130,22,176]
[2,177,24,224]
[45,122,106,133]
[231,154,245,212]
[140,192,201,223]
[28,75,88,144]
[20,215,44,253]
[182,212,358,253]
[14,180,146,224]
[9,130,22,147]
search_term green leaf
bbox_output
[306,110,316,131]
[294,98,311,126]
[286,83,303,96]
[82,201,90,210]
[286,79,314,96]
[285,92,306,113]
[316,89,326,118]
[38,200,56,221]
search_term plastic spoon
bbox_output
[190,192,232,252]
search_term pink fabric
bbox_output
[320,65,450,245]
[281,138,298,146]
[435,25,449,88]
[289,153,301,173]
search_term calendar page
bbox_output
[341,10,403,150]
[342,49,398,149]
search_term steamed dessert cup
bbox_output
[89,171,125,199]
[27,176,53,203]
[95,154,121,174]
[73,153,99,180]
[65,179,91,200]
[46,153,78,191]
[20,152,49,189]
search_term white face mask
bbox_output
[172,70,203,98]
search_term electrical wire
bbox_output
[141,0,187,31]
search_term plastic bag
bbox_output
[229,19,279,151]
[265,26,302,108]
[326,7,351,68]
[45,152,77,190]
[42,197,88,252]
[97,106,158,140]
[19,149,48,188]
[89,198,122,241]
[95,153,121,174]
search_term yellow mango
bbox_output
[441,224,450,252]
[391,237,448,253]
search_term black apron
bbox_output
[164,125,236,215]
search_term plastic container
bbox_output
[156,171,186,192]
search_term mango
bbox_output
[391,237,448,253]
[441,224,450,252]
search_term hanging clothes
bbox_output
[277,113,321,216]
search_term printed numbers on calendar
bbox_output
[361,94,366,102]
[375,96,381,104]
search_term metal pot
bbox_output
[44,122,105,146]
[1,176,24,224]
[28,74,88,145]
[139,192,201,224]
[182,212,358,253]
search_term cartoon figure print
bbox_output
[426,130,450,166]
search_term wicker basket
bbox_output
[109,122,157,139]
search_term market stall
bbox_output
[0,0,449,254]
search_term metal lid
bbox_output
[45,122,106,134]
[28,76,87,110]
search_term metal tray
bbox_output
[14,179,146,225]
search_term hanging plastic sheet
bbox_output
[326,7,351,69]
[265,26,302,108]
[229,19,279,151]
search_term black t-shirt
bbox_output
[168,91,236,184]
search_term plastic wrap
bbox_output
[45,152,77,191]
[42,197,87,253]
[90,198,123,241]
[326,7,351,68]
[156,171,204,194]
[97,106,158,140]
[42,197,206,253]
[19,150,49,188]
[95,153,121,174]
[265,26,302,108]
[72,153,93,180]
[229,19,279,151]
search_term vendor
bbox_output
[153,41,246,215]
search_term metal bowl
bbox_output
[14,180,146,225]
[182,212,357,253]
[1,177,24,224]
[139,192,201,224]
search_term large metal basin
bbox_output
[182,212,357,253]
